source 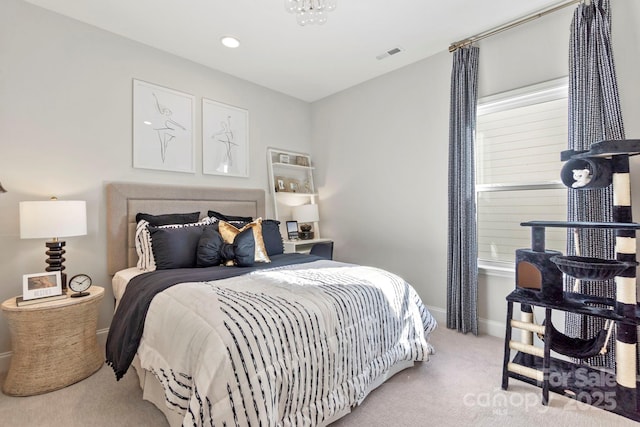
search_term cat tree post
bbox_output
[611,153,638,413]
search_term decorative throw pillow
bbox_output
[135,212,201,226]
[196,226,255,267]
[210,218,283,257]
[218,218,271,264]
[135,218,212,271]
[149,224,208,270]
[135,219,154,270]
[261,219,284,256]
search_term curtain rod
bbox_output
[448,0,583,52]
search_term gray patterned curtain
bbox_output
[447,46,479,335]
[565,0,624,367]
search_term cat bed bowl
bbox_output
[550,255,637,280]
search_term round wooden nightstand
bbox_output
[1,286,104,396]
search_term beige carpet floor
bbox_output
[0,326,637,426]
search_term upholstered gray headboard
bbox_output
[106,182,266,275]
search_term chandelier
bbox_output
[285,0,337,26]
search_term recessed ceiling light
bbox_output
[221,36,240,49]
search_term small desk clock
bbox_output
[68,274,92,298]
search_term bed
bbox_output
[105,182,437,426]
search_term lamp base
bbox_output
[299,231,314,240]
[45,240,67,290]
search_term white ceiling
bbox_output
[24,0,565,102]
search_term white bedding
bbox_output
[112,266,144,304]
[123,261,436,426]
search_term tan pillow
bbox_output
[218,218,271,264]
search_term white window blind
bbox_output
[476,79,568,266]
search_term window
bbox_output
[476,78,568,270]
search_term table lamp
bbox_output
[293,203,319,240]
[20,198,87,290]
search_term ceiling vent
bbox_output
[376,47,404,60]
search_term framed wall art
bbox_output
[132,79,195,173]
[202,98,249,177]
[22,271,62,301]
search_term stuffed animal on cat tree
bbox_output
[572,169,592,188]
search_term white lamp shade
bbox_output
[20,200,87,239]
[293,203,319,223]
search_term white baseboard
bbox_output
[0,328,110,375]
[426,305,505,338]
[97,327,109,349]
[426,305,447,326]
[479,317,506,338]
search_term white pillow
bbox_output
[135,218,214,271]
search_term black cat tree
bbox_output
[502,139,640,421]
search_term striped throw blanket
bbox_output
[135,262,437,426]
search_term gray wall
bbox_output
[0,0,311,359]
[312,0,640,334]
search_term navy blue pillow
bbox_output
[149,224,207,269]
[136,212,200,226]
[261,219,284,256]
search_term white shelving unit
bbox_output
[267,147,324,245]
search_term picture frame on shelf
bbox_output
[22,271,62,301]
[275,176,286,192]
[202,98,249,177]
[296,156,309,167]
[279,154,290,164]
[286,221,299,240]
[286,178,300,193]
[132,79,195,173]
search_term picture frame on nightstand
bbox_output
[286,221,299,240]
[22,271,62,301]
